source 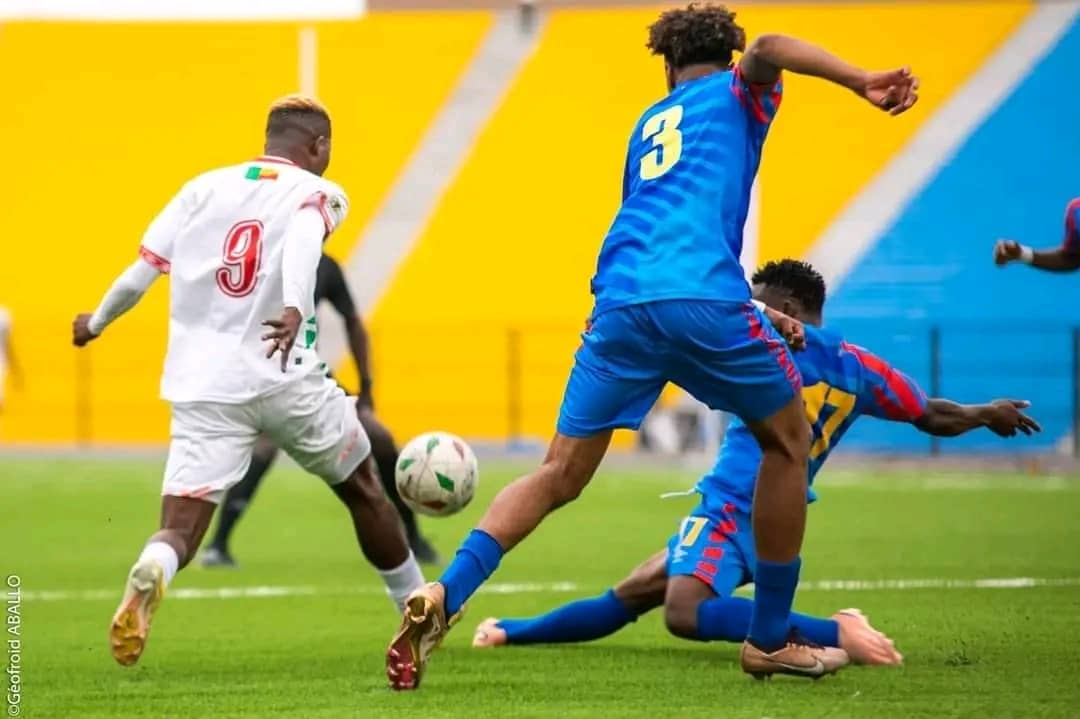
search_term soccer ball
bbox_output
[395,432,479,517]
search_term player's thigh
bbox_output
[164,402,259,504]
[666,499,753,599]
[556,308,667,438]
[264,373,372,485]
[660,301,801,422]
[745,392,809,461]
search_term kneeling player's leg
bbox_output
[663,500,751,641]
[205,434,280,563]
[111,402,257,666]
[479,550,667,647]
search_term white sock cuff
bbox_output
[139,541,180,585]
[378,553,425,611]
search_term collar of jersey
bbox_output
[253,155,297,166]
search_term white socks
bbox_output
[378,553,425,611]
[137,541,180,586]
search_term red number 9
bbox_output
[216,220,264,297]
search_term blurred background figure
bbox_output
[0,305,22,423]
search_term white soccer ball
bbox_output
[395,431,479,517]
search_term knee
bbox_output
[540,457,589,508]
[664,600,699,640]
[339,461,390,507]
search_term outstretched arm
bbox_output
[993,241,1080,272]
[739,34,918,115]
[73,259,162,346]
[915,398,1040,438]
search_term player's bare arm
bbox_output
[993,238,1080,272]
[739,34,918,115]
[915,398,1041,438]
[73,258,163,347]
[264,203,325,371]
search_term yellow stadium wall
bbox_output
[0,13,492,444]
[0,2,1032,445]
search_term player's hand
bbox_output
[72,313,99,347]
[984,399,1041,437]
[993,239,1023,266]
[763,306,806,351]
[858,67,919,116]
[262,307,303,372]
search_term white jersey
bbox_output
[141,156,348,404]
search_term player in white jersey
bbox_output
[71,96,425,667]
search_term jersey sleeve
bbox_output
[318,254,357,319]
[300,182,349,239]
[1063,198,1080,252]
[731,65,783,125]
[138,185,191,273]
[841,341,927,423]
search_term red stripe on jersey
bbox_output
[732,66,780,124]
[300,191,334,236]
[745,305,801,391]
[695,561,717,576]
[139,245,171,274]
[842,341,925,421]
[702,546,725,560]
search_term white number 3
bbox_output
[639,105,684,180]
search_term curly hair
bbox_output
[646,3,746,70]
[752,259,827,314]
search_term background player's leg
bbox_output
[440,430,612,618]
[744,396,810,651]
[481,550,667,646]
[359,407,441,564]
[203,435,280,566]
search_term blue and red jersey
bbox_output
[590,67,782,316]
[697,325,928,513]
[1062,198,1080,252]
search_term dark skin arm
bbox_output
[915,398,1040,438]
[993,239,1080,272]
[739,34,918,115]
[319,254,374,406]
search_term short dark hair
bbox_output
[752,259,826,314]
[646,3,746,70]
[266,95,331,138]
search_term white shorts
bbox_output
[162,371,371,503]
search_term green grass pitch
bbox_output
[6,457,1080,718]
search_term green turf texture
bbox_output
[5,458,1080,718]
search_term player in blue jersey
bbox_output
[387,4,921,689]
[994,197,1080,271]
[471,259,1039,670]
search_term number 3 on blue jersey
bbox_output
[639,105,684,180]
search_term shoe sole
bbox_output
[386,594,437,691]
[109,564,162,667]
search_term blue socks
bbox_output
[499,589,638,645]
[697,595,838,647]
[747,557,801,651]
[440,529,504,616]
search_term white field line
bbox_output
[21,577,1079,603]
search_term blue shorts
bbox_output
[666,492,755,598]
[556,300,800,437]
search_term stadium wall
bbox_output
[2,1,1077,451]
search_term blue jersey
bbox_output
[697,325,928,513]
[590,68,783,316]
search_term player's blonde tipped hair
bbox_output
[266,94,331,137]
[268,94,328,116]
